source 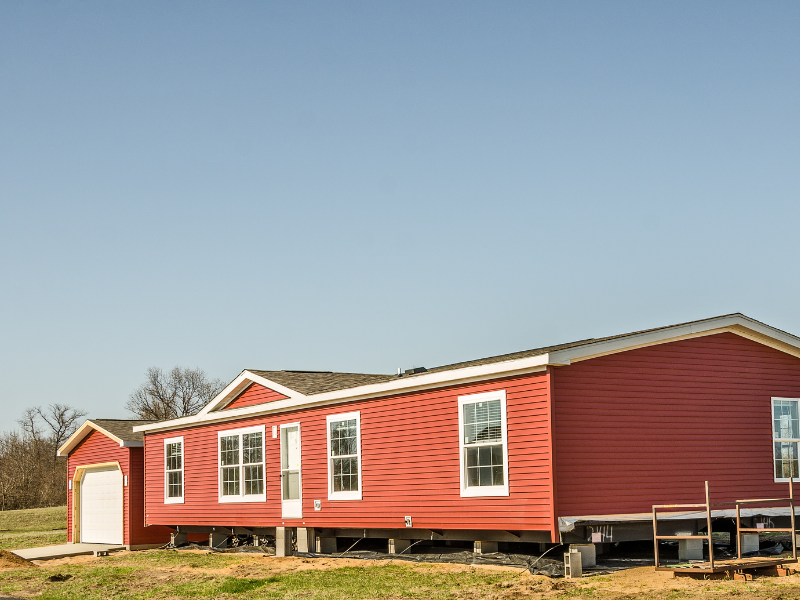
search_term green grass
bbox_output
[0,506,67,551]
[0,551,513,600]
[4,548,800,599]
[0,506,66,533]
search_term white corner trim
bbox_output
[164,436,184,504]
[458,390,509,498]
[326,411,362,501]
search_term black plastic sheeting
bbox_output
[173,543,566,577]
[296,550,566,578]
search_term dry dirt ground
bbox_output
[4,549,800,599]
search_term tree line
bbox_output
[0,366,224,511]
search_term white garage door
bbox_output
[80,466,123,544]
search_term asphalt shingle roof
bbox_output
[90,419,156,442]
[247,313,752,396]
[248,370,397,396]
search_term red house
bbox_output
[57,420,172,548]
[85,314,800,552]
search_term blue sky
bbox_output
[1,1,798,426]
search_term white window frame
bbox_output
[164,436,184,504]
[772,397,800,483]
[217,424,266,503]
[326,411,362,501]
[458,390,509,497]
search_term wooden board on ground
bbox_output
[657,557,797,574]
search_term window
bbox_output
[773,398,800,481]
[164,436,184,504]
[458,390,509,497]
[218,425,266,502]
[326,412,362,500]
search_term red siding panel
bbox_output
[553,332,800,517]
[128,447,172,546]
[144,373,556,537]
[220,384,289,411]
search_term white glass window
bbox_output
[164,436,184,504]
[218,425,266,502]
[773,398,800,481]
[326,411,362,500]
[458,390,509,497]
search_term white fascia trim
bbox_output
[134,358,551,434]
[197,371,304,416]
[57,420,124,457]
[133,314,800,435]
[549,314,800,365]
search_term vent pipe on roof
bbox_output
[404,367,427,375]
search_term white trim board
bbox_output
[133,314,800,435]
[58,421,128,457]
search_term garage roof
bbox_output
[57,419,156,457]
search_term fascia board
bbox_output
[196,371,305,416]
[549,314,800,364]
[57,421,124,457]
[133,314,800,436]
[134,355,552,433]
[196,372,254,415]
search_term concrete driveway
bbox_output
[12,543,124,561]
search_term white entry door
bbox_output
[280,423,302,518]
[80,466,123,544]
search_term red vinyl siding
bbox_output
[67,429,170,546]
[144,372,556,538]
[220,383,289,411]
[553,332,800,517]
[128,447,172,545]
[67,430,130,544]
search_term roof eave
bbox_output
[133,314,800,436]
[133,355,554,433]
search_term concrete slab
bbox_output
[12,543,124,561]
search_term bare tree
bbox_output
[0,403,87,510]
[35,404,88,451]
[125,366,226,421]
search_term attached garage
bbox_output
[79,465,123,544]
[58,419,173,549]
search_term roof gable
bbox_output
[57,419,155,457]
[216,382,290,411]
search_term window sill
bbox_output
[164,497,185,504]
[218,494,266,503]
[460,485,509,498]
[328,491,362,501]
